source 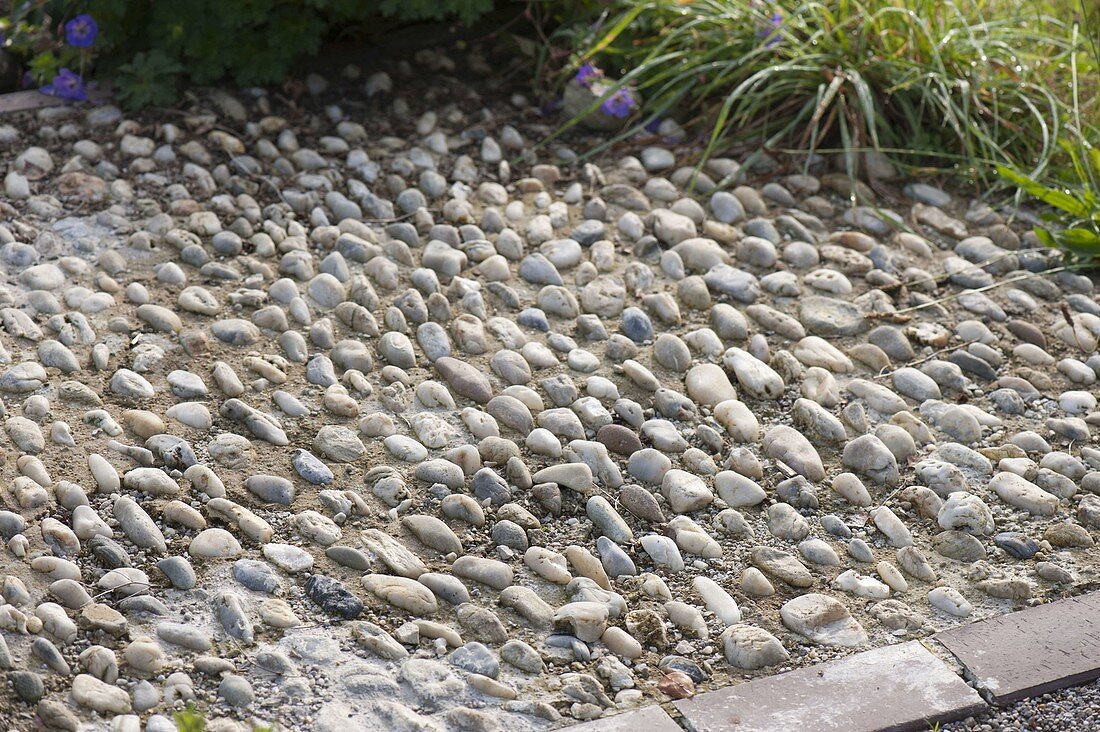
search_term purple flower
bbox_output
[41,68,87,101]
[644,117,663,134]
[756,10,783,48]
[600,88,637,119]
[65,14,97,47]
[575,62,601,87]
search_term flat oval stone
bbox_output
[435,356,493,403]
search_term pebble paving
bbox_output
[0,50,1097,732]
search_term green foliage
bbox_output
[173,706,276,732]
[90,0,494,110]
[114,50,183,108]
[552,0,1093,180]
[997,3,1100,258]
[5,0,496,108]
[174,706,206,732]
[27,49,62,83]
[372,0,493,24]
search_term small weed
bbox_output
[173,706,276,732]
[174,706,205,732]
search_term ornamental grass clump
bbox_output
[558,0,1087,180]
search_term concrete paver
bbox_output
[936,591,1100,703]
[564,704,683,732]
[672,641,984,732]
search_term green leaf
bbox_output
[997,165,1092,218]
[579,2,648,64]
[114,49,183,110]
[1033,227,1058,248]
[28,51,60,85]
[174,706,206,732]
[995,164,1031,186]
[1058,227,1100,252]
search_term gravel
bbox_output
[945,680,1100,732]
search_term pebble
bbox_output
[763,426,825,482]
[306,575,363,619]
[189,528,242,559]
[752,547,814,588]
[842,434,900,485]
[292,449,334,484]
[779,593,867,646]
[990,472,1060,515]
[928,586,972,617]
[218,674,254,707]
[72,674,132,714]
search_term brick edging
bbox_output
[561,590,1100,731]
[934,590,1100,704]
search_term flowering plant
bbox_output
[64,13,96,47]
[756,9,783,48]
[40,66,84,99]
[573,61,638,119]
[0,3,96,100]
[3,1,503,109]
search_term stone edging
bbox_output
[0,86,112,115]
[563,590,1100,731]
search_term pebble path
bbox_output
[0,50,1097,731]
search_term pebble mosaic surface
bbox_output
[0,52,1098,732]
